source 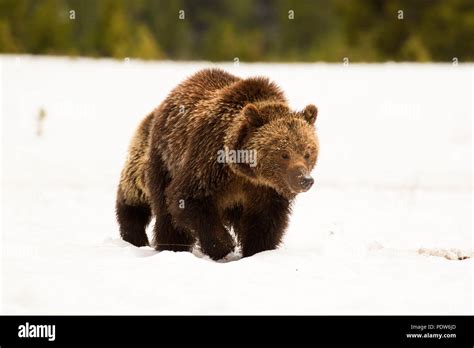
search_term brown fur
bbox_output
[116,68,319,259]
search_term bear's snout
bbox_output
[288,166,314,193]
[300,174,314,191]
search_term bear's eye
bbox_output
[281,153,290,160]
[304,153,310,159]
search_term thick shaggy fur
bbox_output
[116,69,319,259]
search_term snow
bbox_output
[1,55,472,314]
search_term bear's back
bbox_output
[167,69,240,108]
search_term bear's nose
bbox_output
[300,175,314,191]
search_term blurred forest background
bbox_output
[0,0,473,62]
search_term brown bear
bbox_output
[116,68,319,259]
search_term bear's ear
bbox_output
[302,104,318,125]
[243,103,264,127]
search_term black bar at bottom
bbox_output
[0,315,472,346]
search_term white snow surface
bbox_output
[1,56,473,314]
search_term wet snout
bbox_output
[300,174,314,191]
[288,166,314,192]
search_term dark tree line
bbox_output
[0,0,473,62]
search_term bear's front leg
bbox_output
[169,195,235,260]
[238,196,290,257]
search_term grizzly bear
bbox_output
[116,68,319,259]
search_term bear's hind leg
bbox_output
[147,151,196,252]
[116,189,151,247]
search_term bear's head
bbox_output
[226,101,319,199]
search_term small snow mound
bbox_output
[218,250,242,263]
[102,237,131,248]
[190,247,241,263]
[101,237,157,257]
[124,247,157,258]
[418,248,472,261]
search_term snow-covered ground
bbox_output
[1,56,472,314]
